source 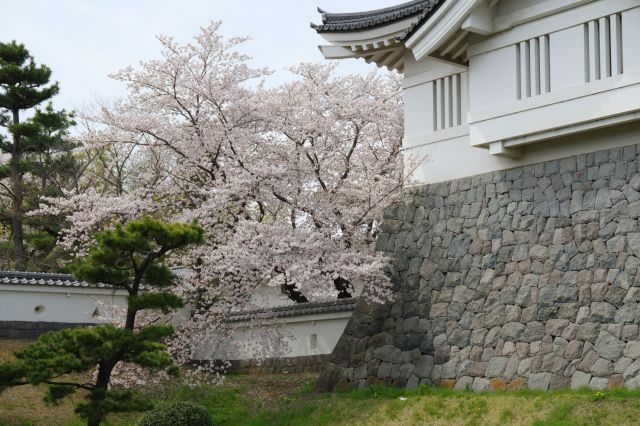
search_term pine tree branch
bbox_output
[43,380,95,391]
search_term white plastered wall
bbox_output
[0,285,128,323]
[406,121,640,184]
[495,0,544,17]
[195,311,352,360]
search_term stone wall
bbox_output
[318,143,640,392]
[229,354,330,374]
[0,321,93,339]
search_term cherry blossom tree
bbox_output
[37,22,411,375]
[234,63,406,303]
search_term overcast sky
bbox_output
[2,0,400,112]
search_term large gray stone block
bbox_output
[590,358,613,377]
[594,331,626,361]
[501,322,526,341]
[472,377,490,391]
[571,371,592,389]
[528,372,552,390]
[486,357,509,378]
[589,302,616,323]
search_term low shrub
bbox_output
[137,401,213,426]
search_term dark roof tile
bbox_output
[398,0,448,41]
[311,0,446,35]
[0,271,113,290]
[227,298,357,322]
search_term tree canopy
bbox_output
[0,217,203,426]
[0,41,75,271]
[29,21,408,386]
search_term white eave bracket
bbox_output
[461,2,494,35]
[318,45,359,60]
[406,0,500,62]
[489,141,522,159]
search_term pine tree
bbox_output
[20,104,77,269]
[0,41,60,270]
[0,217,204,426]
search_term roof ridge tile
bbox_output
[312,0,446,38]
[0,270,113,290]
[226,298,359,322]
[312,0,435,32]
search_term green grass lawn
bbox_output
[3,339,640,425]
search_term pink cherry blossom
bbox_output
[36,22,415,385]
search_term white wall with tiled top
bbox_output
[0,284,128,323]
[195,310,353,360]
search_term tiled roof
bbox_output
[311,0,447,37]
[399,0,448,41]
[0,271,113,289]
[228,298,358,322]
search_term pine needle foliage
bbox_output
[0,40,76,270]
[0,217,204,426]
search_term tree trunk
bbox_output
[125,308,136,330]
[124,278,140,330]
[334,277,353,299]
[281,279,308,303]
[10,108,26,271]
[86,361,114,426]
[87,306,137,425]
[87,415,101,426]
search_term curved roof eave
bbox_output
[311,0,447,38]
[311,0,454,72]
